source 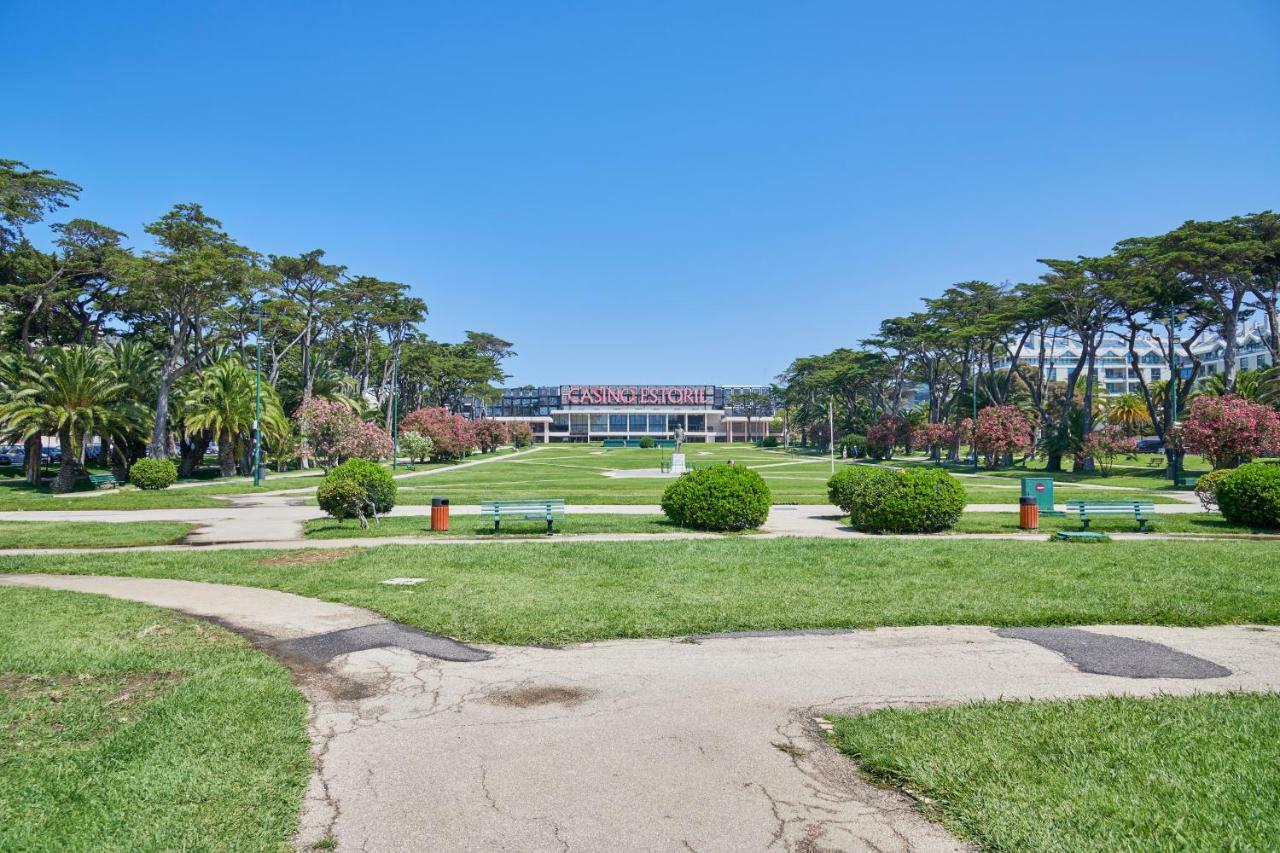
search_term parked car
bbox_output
[1135,437,1164,454]
[41,447,62,463]
[0,446,19,466]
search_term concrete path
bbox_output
[3,573,1279,852]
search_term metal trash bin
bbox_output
[430,497,450,531]
[1019,496,1039,530]
[1021,477,1054,514]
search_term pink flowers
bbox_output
[913,422,956,457]
[1080,425,1136,475]
[399,407,476,461]
[472,419,510,453]
[1181,395,1280,469]
[294,399,392,470]
[970,405,1033,465]
[866,416,900,460]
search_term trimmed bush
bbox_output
[324,458,396,515]
[128,458,177,490]
[510,422,534,448]
[661,464,771,531]
[1194,469,1231,512]
[317,477,374,527]
[843,467,966,533]
[759,436,779,448]
[1214,462,1280,529]
[827,465,894,514]
[638,436,657,449]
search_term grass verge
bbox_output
[1,538,1277,645]
[952,512,1275,536]
[304,513,690,538]
[0,521,196,548]
[0,586,310,851]
[831,693,1280,851]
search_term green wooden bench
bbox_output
[481,498,566,533]
[1064,499,1156,531]
[88,473,118,489]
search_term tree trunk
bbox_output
[149,372,175,459]
[218,430,236,477]
[51,430,83,493]
[179,435,209,478]
[24,434,43,487]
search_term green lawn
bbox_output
[0,586,310,851]
[304,513,685,538]
[2,538,1277,645]
[389,443,854,505]
[832,693,1280,851]
[0,478,232,510]
[954,511,1277,536]
[0,521,195,548]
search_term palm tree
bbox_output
[8,347,127,492]
[183,357,287,476]
[1260,366,1280,408]
[0,351,41,486]
[102,341,157,476]
[1192,369,1262,403]
[1104,393,1151,435]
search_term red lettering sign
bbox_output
[559,386,712,407]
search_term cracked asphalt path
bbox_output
[3,574,1279,852]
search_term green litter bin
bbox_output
[1021,477,1055,514]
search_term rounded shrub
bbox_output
[844,467,966,533]
[661,464,771,531]
[325,458,396,515]
[1194,469,1231,512]
[1214,462,1280,529]
[759,436,779,448]
[827,465,895,515]
[638,435,657,449]
[129,458,177,490]
[317,477,373,526]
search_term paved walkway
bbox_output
[3,573,1278,851]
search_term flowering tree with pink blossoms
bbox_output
[970,405,1033,468]
[866,416,899,460]
[1181,395,1280,469]
[294,399,393,471]
[399,407,476,461]
[472,419,510,453]
[914,422,956,461]
[1080,425,1136,476]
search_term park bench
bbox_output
[1064,499,1156,531]
[88,473,118,489]
[480,498,565,533]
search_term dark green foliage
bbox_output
[827,465,894,515]
[318,458,397,525]
[317,477,372,526]
[842,466,966,533]
[128,458,177,490]
[638,436,656,449]
[661,464,771,531]
[1215,463,1280,528]
[759,436,779,448]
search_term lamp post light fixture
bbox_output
[252,303,265,487]
[390,344,400,472]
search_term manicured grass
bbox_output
[0,586,310,851]
[304,513,685,538]
[958,487,1186,505]
[0,479,230,510]
[954,511,1277,536]
[1,538,1277,645]
[831,693,1280,851]
[389,443,856,505]
[0,521,196,548]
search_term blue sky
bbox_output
[6,1,1279,386]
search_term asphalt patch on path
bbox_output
[997,627,1232,679]
[271,623,491,663]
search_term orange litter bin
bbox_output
[430,497,450,531]
[1018,496,1039,530]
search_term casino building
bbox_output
[482,385,778,443]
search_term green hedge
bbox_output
[661,464,771,531]
[1215,463,1280,528]
[831,466,966,533]
[317,458,397,526]
[128,458,177,490]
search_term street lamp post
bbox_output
[390,345,400,472]
[252,305,264,487]
[972,367,978,470]
[1169,304,1180,483]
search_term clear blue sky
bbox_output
[6,1,1279,386]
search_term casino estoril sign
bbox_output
[560,385,710,406]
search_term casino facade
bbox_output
[481,385,778,443]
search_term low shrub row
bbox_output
[828,465,967,533]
